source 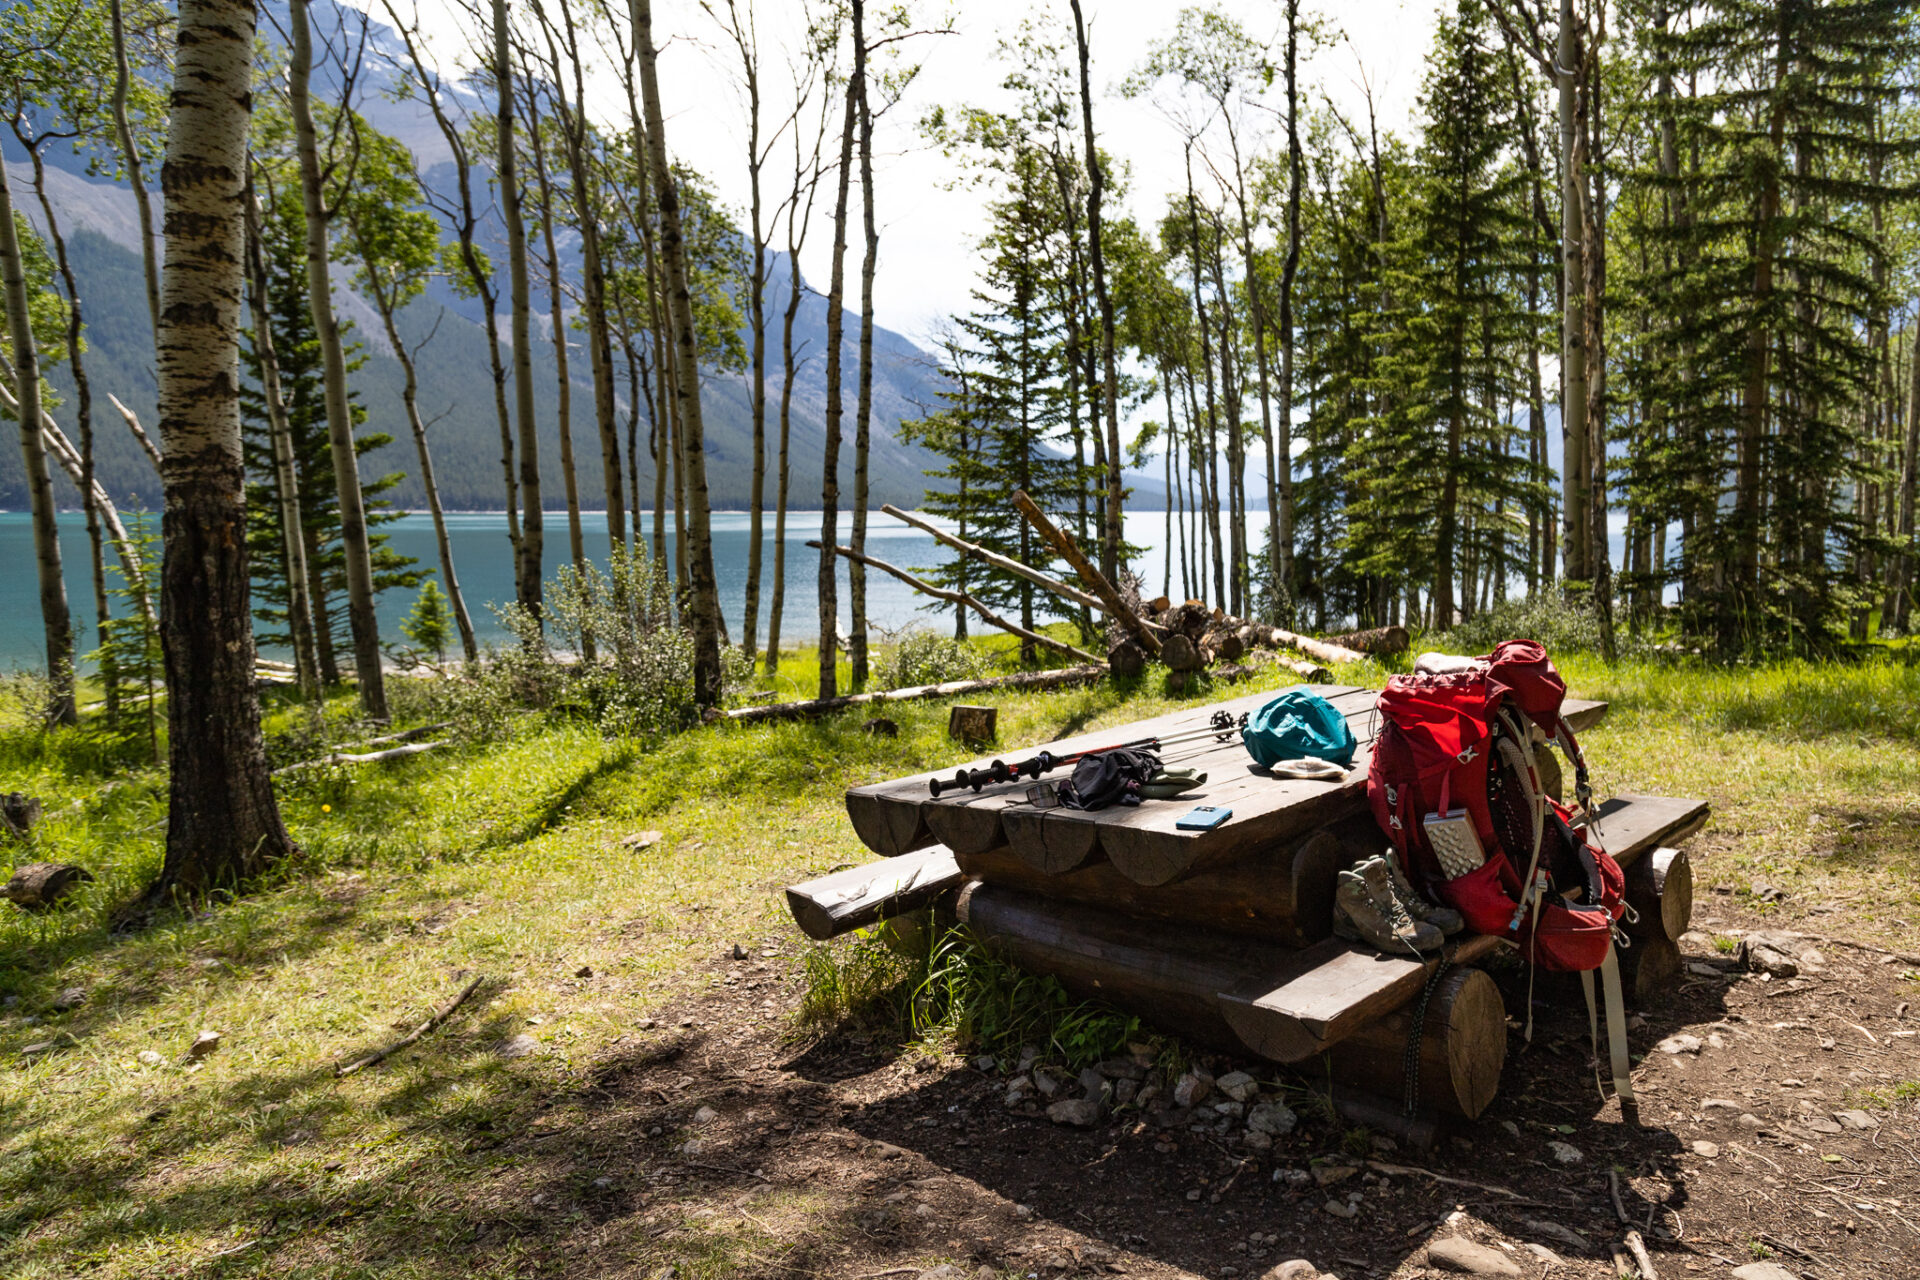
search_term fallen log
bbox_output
[1276,656,1332,682]
[1010,490,1161,656]
[810,540,1100,666]
[881,504,1104,615]
[1625,846,1692,944]
[1322,966,1506,1118]
[958,881,1274,1051]
[784,845,964,941]
[954,826,1343,948]
[3,862,93,910]
[722,665,1106,729]
[1322,625,1410,656]
[1266,628,1366,667]
[274,742,444,773]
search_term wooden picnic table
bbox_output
[845,684,1608,886]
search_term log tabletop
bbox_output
[845,683,1609,888]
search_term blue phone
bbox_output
[1176,805,1231,831]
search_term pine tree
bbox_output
[239,191,419,681]
[1646,0,1920,650]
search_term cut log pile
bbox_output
[785,686,1709,1123]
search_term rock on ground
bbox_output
[1426,1236,1523,1278]
[1730,1264,1801,1280]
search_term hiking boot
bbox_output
[1334,865,1443,955]
[1383,850,1464,936]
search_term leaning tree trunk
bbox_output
[110,0,162,341]
[634,0,724,706]
[0,150,76,725]
[495,0,544,624]
[154,0,298,894]
[768,209,807,678]
[245,186,321,695]
[814,5,861,701]
[20,140,114,720]
[290,0,387,718]
[850,42,877,692]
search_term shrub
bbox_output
[875,628,991,690]
[1435,591,1607,656]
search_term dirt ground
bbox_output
[462,850,1920,1280]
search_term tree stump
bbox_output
[1625,846,1692,943]
[1,793,42,840]
[1160,633,1205,673]
[1205,630,1245,663]
[1108,640,1146,680]
[3,863,93,911]
[1322,966,1506,1118]
[948,704,997,745]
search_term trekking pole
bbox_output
[927,711,1245,797]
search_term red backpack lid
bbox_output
[1376,671,1497,780]
[1483,639,1566,721]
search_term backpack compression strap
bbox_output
[1580,937,1636,1109]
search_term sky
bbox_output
[374,0,1445,349]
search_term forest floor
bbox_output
[0,650,1917,1280]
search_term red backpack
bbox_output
[1366,639,1626,974]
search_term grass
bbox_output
[2,642,1918,1276]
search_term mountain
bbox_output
[1,0,1164,513]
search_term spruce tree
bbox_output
[1646,0,1920,650]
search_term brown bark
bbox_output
[154,0,297,894]
[14,130,112,718]
[634,0,724,705]
[494,0,543,623]
[0,148,76,724]
[289,0,386,717]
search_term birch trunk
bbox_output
[494,0,543,622]
[154,0,296,892]
[290,0,387,718]
[18,136,114,718]
[0,150,76,724]
[634,0,724,705]
[527,94,587,591]
[815,4,861,700]
[850,17,876,692]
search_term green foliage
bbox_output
[88,510,162,762]
[874,628,993,690]
[401,580,454,663]
[1434,590,1607,657]
[907,927,1140,1069]
[238,162,421,671]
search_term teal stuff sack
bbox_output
[1243,688,1357,769]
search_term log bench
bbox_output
[786,686,1708,1122]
